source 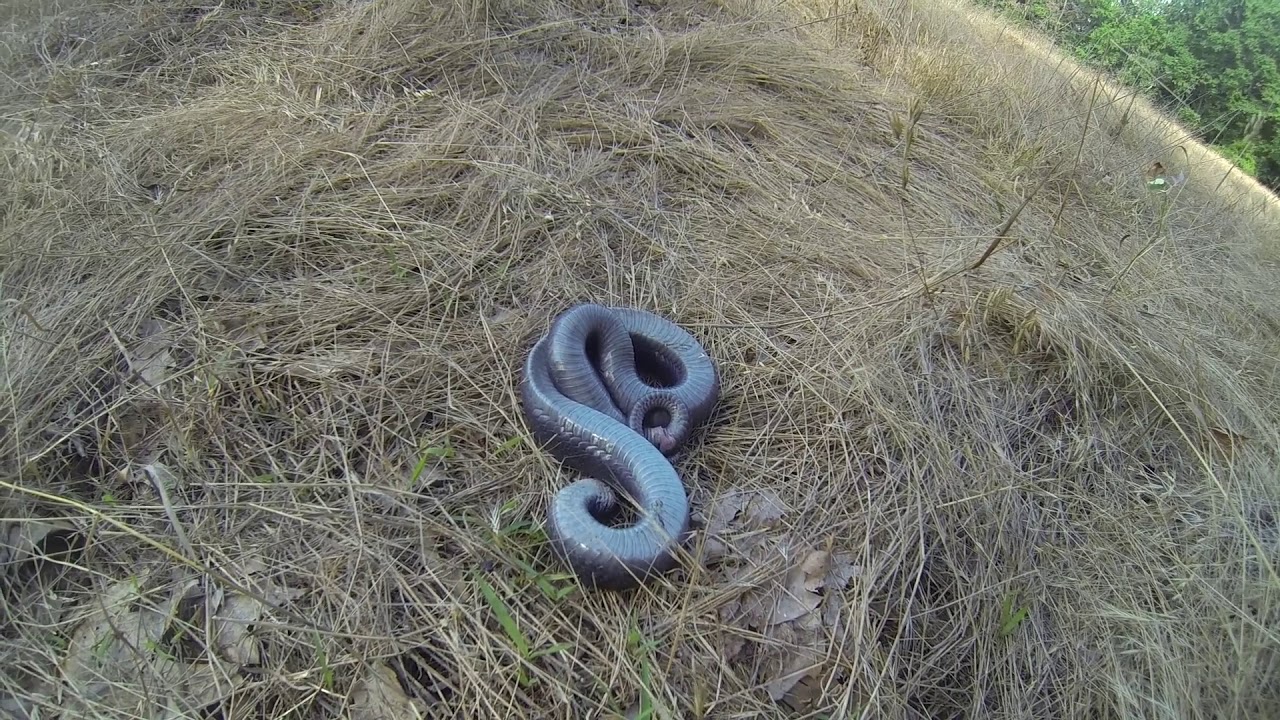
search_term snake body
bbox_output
[519,303,720,590]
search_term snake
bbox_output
[519,303,721,591]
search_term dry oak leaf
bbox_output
[62,576,244,718]
[697,488,789,564]
[1,517,77,567]
[765,548,854,626]
[765,646,824,703]
[350,662,428,720]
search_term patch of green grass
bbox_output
[475,573,572,688]
[998,592,1031,638]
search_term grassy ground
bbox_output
[2,0,1279,717]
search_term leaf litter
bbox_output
[0,517,79,569]
[58,560,304,719]
[694,488,860,710]
[119,318,176,389]
[349,662,430,720]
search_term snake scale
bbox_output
[519,303,721,590]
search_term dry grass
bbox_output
[2,0,1279,717]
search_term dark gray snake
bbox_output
[520,303,720,591]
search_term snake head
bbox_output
[648,427,679,455]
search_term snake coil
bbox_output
[519,303,720,590]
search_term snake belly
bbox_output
[519,303,720,591]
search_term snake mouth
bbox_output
[648,427,679,454]
[627,392,691,456]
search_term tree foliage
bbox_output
[975,0,1280,190]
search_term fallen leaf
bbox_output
[212,591,264,665]
[61,575,244,718]
[743,490,787,528]
[61,576,163,707]
[139,462,179,493]
[799,550,832,592]
[826,551,860,589]
[715,539,864,703]
[1209,426,1248,456]
[778,671,825,712]
[764,646,822,702]
[768,553,825,626]
[224,320,266,354]
[350,662,427,720]
[705,491,749,535]
[695,491,757,565]
[234,556,269,575]
[152,662,244,718]
[697,535,731,565]
[728,541,826,628]
[820,552,860,629]
[263,583,306,607]
[405,457,451,493]
[268,349,373,380]
[125,318,174,388]
[0,694,43,720]
[486,305,518,325]
[720,631,747,662]
[1,517,77,567]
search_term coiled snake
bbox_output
[520,303,720,590]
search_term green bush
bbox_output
[973,0,1280,192]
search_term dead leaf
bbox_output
[152,662,244,718]
[1,517,77,567]
[222,319,266,354]
[262,581,306,607]
[702,488,787,534]
[743,490,787,528]
[764,646,822,702]
[799,550,832,592]
[139,462,179,493]
[205,558,302,666]
[232,566,306,608]
[768,553,826,626]
[0,694,43,720]
[697,535,732,564]
[486,305,518,324]
[711,539,862,714]
[125,318,174,388]
[705,491,749,535]
[405,457,451,493]
[234,556,268,575]
[695,491,750,565]
[696,489,789,566]
[761,623,828,707]
[1209,426,1248,456]
[820,551,860,629]
[720,631,747,662]
[778,671,825,712]
[826,551,860,589]
[212,591,264,665]
[61,575,244,718]
[350,662,427,720]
